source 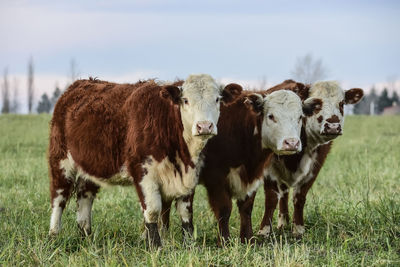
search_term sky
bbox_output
[1,0,400,112]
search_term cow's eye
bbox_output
[216,97,220,103]
[268,114,275,121]
[183,98,189,105]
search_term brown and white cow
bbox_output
[48,74,242,248]
[258,80,364,237]
[160,89,323,245]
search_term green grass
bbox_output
[0,114,399,266]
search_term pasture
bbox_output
[0,114,399,266]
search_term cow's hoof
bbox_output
[146,223,162,249]
[182,222,195,246]
[78,226,92,237]
[182,222,194,236]
[257,225,272,238]
[292,224,305,239]
[48,229,59,237]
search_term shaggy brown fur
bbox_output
[49,77,241,248]
[49,78,188,246]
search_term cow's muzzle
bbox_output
[322,122,342,136]
[196,121,215,135]
[281,138,300,152]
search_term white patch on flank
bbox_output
[293,224,305,235]
[257,225,271,236]
[260,90,303,154]
[76,191,94,233]
[227,166,264,201]
[140,171,162,223]
[176,199,191,223]
[277,213,287,228]
[49,189,65,235]
[59,152,133,187]
[140,154,203,223]
[142,155,202,199]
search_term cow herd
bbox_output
[47,74,364,248]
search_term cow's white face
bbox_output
[180,74,222,137]
[160,74,242,145]
[305,81,364,143]
[245,90,322,155]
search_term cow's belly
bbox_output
[142,156,200,199]
[228,166,264,201]
[59,152,133,187]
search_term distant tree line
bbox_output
[354,88,399,115]
[1,58,77,114]
[37,86,62,113]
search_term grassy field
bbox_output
[0,114,399,266]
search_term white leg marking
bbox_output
[140,175,162,223]
[49,190,65,235]
[293,224,305,235]
[176,199,191,223]
[77,192,94,234]
[257,225,271,236]
[277,213,287,229]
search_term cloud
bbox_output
[1,0,400,87]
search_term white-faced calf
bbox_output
[258,80,364,237]
[48,74,242,248]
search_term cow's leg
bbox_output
[277,183,290,230]
[160,198,173,232]
[292,177,317,236]
[237,192,256,243]
[76,177,99,236]
[176,192,194,237]
[49,156,74,236]
[138,175,162,248]
[258,178,279,237]
[207,188,232,246]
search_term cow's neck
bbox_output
[305,129,330,154]
[182,130,207,163]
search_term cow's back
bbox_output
[50,79,147,179]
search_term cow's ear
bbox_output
[160,85,182,105]
[244,93,264,115]
[303,97,323,117]
[221,83,243,104]
[345,88,364,104]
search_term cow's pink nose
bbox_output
[196,121,214,135]
[282,138,300,151]
[323,123,342,135]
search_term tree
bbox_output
[354,88,379,115]
[391,91,399,105]
[27,57,34,113]
[37,93,52,113]
[1,68,10,114]
[291,53,328,84]
[51,84,62,108]
[69,58,78,83]
[377,88,392,113]
[10,77,19,113]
